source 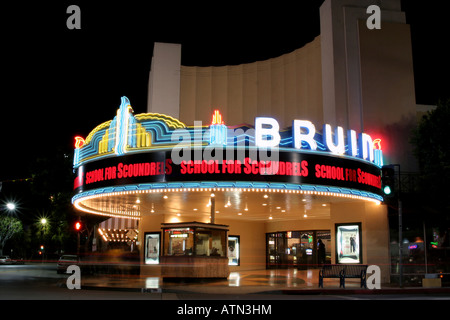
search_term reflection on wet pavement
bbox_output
[81,268,330,292]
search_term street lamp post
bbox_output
[383,164,403,287]
[40,218,47,263]
[398,195,403,288]
[388,164,403,287]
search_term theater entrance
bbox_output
[266,231,331,269]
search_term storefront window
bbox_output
[163,228,194,256]
[228,236,240,266]
[144,232,160,264]
[266,230,331,269]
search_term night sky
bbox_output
[1,1,449,181]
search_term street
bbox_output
[1,263,449,320]
[1,263,450,300]
[0,263,155,300]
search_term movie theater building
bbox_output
[72,0,422,283]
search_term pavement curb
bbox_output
[73,283,450,296]
[282,287,450,295]
[59,282,162,293]
[81,285,151,293]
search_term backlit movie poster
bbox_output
[336,224,361,264]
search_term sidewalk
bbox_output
[78,268,450,296]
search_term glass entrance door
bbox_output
[298,232,314,270]
[266,230,331,269]
[266,232,303,268]
[286,232,301,267]
[267,233,285,268]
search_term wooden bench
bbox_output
[318,264,345,288]
[319,264,368,288]
[342,264,368,288]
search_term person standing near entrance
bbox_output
[318,239,326,265]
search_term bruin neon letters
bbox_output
[255,117,376,163]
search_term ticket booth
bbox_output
[160,222,229,279]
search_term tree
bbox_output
[28,148,79,255]
[410,100,450,274]
[411,100,450,214]
[0,215,23,255]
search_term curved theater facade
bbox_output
[72,0,420,283]
[72,96,389,280]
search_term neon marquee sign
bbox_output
[73,97,384,170]
[74,145,383,202]
[72,97,387,218]
[73,97,384,198]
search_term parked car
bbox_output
[0,256,12,264]
[57,255,79,274]
[0,256,23,265]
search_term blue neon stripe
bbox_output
[72,182,383,204]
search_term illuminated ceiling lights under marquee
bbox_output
[72,97,384,219]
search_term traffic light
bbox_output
[381,165,396,197]
[75,221,82,231]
